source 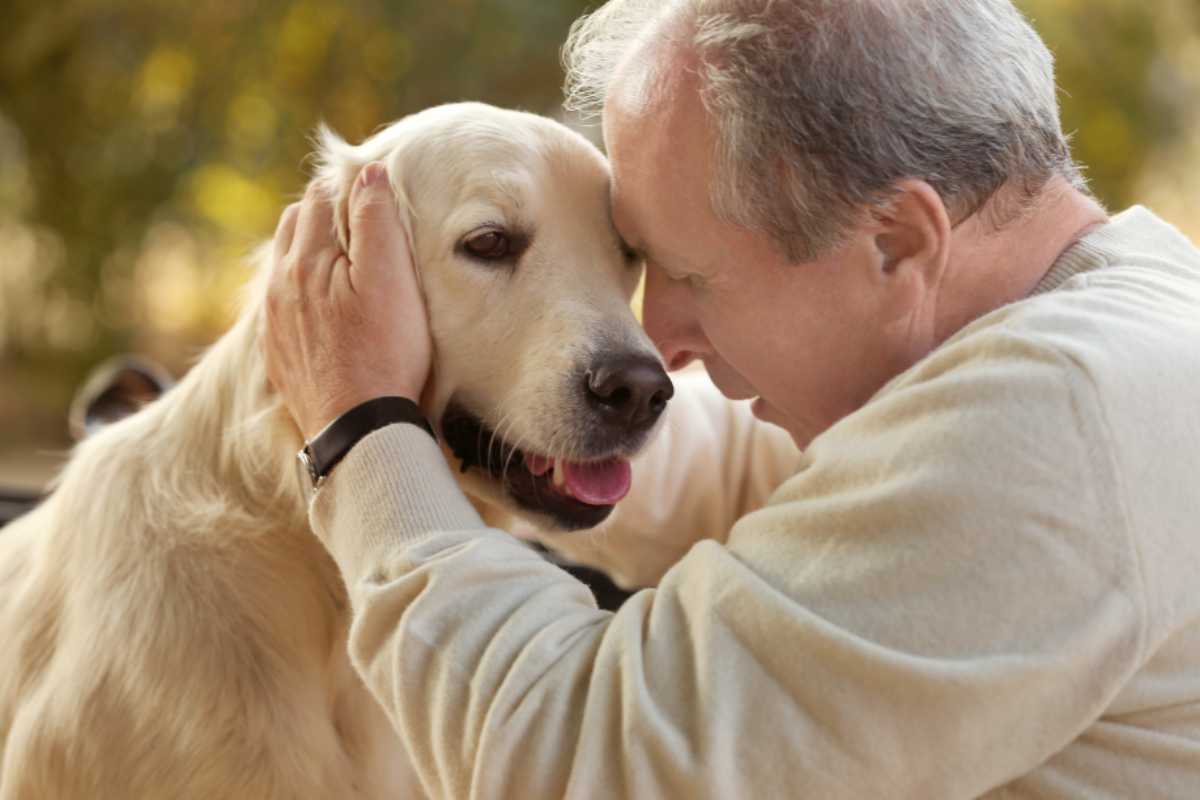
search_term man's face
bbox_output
[604,72,927,448]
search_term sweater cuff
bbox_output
[308,423,487,582]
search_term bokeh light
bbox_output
[1,0,1198,488]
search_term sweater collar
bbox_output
[1029,206,1158,296]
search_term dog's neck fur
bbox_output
[53,294,307,553]
[159,306,308,534]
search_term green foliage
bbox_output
[1017,0,1196,205]
[0,0,1197,452]
[0,0,593,444]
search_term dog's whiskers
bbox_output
[496,414,526,487]
[487,408,519,478]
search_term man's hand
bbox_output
[263,162,432,440]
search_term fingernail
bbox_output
[359,162,385,189]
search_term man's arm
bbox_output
[312,330,1146,799]
[522,367,803,589]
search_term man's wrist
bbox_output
[308,381,425,441]
[299,396,435,489]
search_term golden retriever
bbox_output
[0,102,670,798]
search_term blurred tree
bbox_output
[1017,0,1200,207]
[0,0,1197,459]
[0,0,593,448]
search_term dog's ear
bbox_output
[311,124,360,253]
[311,124,416,260]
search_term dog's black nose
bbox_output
[585,356,674,430]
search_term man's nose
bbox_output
[642,266,702,372]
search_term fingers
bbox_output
[273,202,301,263]
[348,162,412,282]
[327,251,351,299]
[260,276,292,397]
[293,181,338,263]
[269,182,343,303]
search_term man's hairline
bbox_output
[604,41,729,277]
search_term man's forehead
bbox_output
[603,97,670,191]
[605,80,711,197]
[606,176,638,249]
[602,23,709,147]
[606,167,707,275]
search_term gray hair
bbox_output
[563,0,1085,262]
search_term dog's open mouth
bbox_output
[441,404,631,530]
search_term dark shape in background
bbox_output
[1,0,1198,489]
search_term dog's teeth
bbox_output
[552,461,566,489]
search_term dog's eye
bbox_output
[463,231,512,261]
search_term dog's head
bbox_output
[315,103,671,531]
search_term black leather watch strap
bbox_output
[298,396,435,488]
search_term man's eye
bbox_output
[463,231,511,261]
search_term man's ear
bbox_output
[865,180,953,354]
[871,179,952,280]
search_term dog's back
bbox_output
[0,99,658,796]
[0,315,415,798]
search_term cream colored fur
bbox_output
[0,103,656,798]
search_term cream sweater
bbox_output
[311,207,1200,798]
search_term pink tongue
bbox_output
[561,459,632,506]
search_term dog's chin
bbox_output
[439,404,622,532]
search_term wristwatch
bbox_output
[297,396,436,490]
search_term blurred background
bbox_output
[2,0,1199,491]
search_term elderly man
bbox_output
[263,0,1200,796]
